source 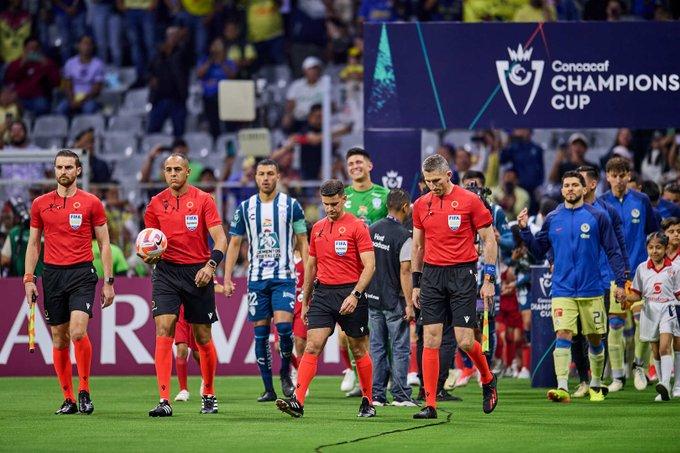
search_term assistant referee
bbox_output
[25,149,116,416]
[411,154,499,419]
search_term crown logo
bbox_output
[507,44,533,62]
[386,170,398,178]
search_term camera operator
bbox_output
[1,197,44,277]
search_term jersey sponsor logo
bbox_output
[282,291,295,300]
[345,199,352,209]
[185,215,199,231]
[451,200,459,208]
[339,226,346,234]
[187,201,194,209]
[69,213,83,230]
[372,197,382,209]
[448,214,461,231]
[358,206,368,218]
[653,282,662,294]
[335,240,348,256]
[257,232,280,261]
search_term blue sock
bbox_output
[254,325,274,392]
[276,322,293,377]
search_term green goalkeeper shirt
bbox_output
[344,183,389,225]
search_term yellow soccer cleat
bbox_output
[547,388,571,403]
[588,388,606,402]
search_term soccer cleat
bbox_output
[174,389,190,402]
[455,368,474,388]
[588,387,605,402]
[340,368,356,392]
[148,400,173,417]
[276,396,304,418]
[281,374,295,398]
[413,406,437,419]
[655,383,670,401]
[655,394,663,402]
[572,382,590,398]
[547,388,571,403]
[517,367,531,379]
[482,375,498,414]
[257,390,277,402]
[392,400,418,407]
[607,378,625,392]
[436,389,463,402]
[200,395,218,414]
[357,396,376,418]
[78,390,94,415]
[633,365,647,391]
[372,400,387,407]
[672,387,680,398]
[345,386,362,397]
[444,369,460,390]
[54,399,77,415]
[407,372,420,387]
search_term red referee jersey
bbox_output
[309,212,373,285]
[30,189,107,265]
[412,185,492,266]
[144,185,222,264]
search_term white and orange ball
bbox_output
[135,228,167,259]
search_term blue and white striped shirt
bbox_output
[229,193,307,281]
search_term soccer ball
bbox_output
[135,228,167,259]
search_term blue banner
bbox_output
[365,22,680,129]
[364,129,422,198]
[530,265,556,388]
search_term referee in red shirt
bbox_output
[276,179,376,418]
[25,149,116,415]
[411,154,499,419]
[143,154,227,417]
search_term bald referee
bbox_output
[25,149,115,415]
[143,153,227,417]
[411,154,498,419]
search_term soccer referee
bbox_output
[143,154,227,417]
[276,179,376,418]
[411,154,498,419]
[25,149,116,415]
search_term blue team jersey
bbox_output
[229,193,306,281]
[520,203,626,298]
[599,190,659,271]
[657,198,680,220]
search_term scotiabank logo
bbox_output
[496,44,544,115]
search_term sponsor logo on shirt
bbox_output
[580,222,591,239]
[69,213,83,230]
[335,240,348,256]
[185,215,199,231]
[448,214,461,231]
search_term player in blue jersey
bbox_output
[599,157,659,392]
[518,171,627,403]
[224,159,309,402]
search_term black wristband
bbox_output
[210,249,224,266]
[412,271,422,289]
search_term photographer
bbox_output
[1,197,44,277]
[491,168,530,221]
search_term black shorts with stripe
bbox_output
[419,262,478,329]
[42,262,98,326]
[152,260,217,324]
[307,282,369,338]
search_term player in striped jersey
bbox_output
[224,159,309,402]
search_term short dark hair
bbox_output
[561,170,585,186]
[23,36,39,47]
[462,170,485,186]
[171,138,188,150]
[74,127,95,142]
[605,156,631,174]
[345,146,370,161]
[256,158,279,172]
[640,180,660,203]
[319,179,345,197]
[664,182,680,195]
[164,152,189,167]
[576,165,599,182]
[387,188,410,211]
[661,216,680,231]
[646,231,669,247]
[309,103,322,115]
[54,149,82,168]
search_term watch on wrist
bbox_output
[207,259,217,269]
[351,290,363,299]
[484,274,496,284]
[105,277,114,285]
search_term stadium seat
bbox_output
[421,130,440,155]
[119,88,150,116]
[108,115,144,136]
[184,132,214,156]
[141,133,173,154]
[111,154,145,183]
[443,130,471,148]
[33,136,64,149]
[101,132,138,161]
[33,114,68,138]
[69,113,106,139]
[339,132,364,154]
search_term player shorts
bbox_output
[42,262,98,326]
[496,305,523,329]
[307,282,368,338]
[552,296,606,335]
[293,299,307,339]
[420,262,477,329]
[639,303,680,342]
[152,261,217,324]
[246,278,296,322]
[174,305,198,350]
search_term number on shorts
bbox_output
[593,311,603,326]
[247,292,258,308]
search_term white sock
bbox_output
[557,378,568,391]
[661,355,673,388]
[654,359,661,381]
[674,352,680,389]
[612,369,625,379]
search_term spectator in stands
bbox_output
[492,168,530,221]
[640,130,675,184]
[0,120,48,199]
[642,180,680,221]
[222,19,257,80]
[454,147,472,181]
[117,0,157,83]
[197,37,237,139]
[0,88,21,138]
[338,46,364,130]
[244,0,285,68]
[548,133,598,184]
[52,0,87,62]
[606,0,624,21]
[101,180,136,255]
[288,0,328,78]
[358,0,399,22]
[147,26,193,138]
[1,197,44,277]
[583,0,608,20]
[72,127,112,183]
[3,37,60,116]
[500,129,544,205]
[90,0,123,66]
[226,155,257,207]
[513,0,556,21]
[663,182,680,205]
[555,0,580,20]
[0,0,32,66]
[176,0,218,57]
[435,143,456,170]
[140,138,204,186]
[57,35,104,116]
[600,128,633,170]
[283,56,324,133]
[416,0,462,21]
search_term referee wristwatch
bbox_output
[104,277,114,285]
[351,290,363,299]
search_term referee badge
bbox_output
[335,240,348,256]
[185,215,199,231]
[448,214,461,231]
[69,213,83,230]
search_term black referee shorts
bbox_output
[152,261,217,325]
[42,262,98,326]
[420,262,478,329]
[307,282,368,338]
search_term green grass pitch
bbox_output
[0,376,677,452]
